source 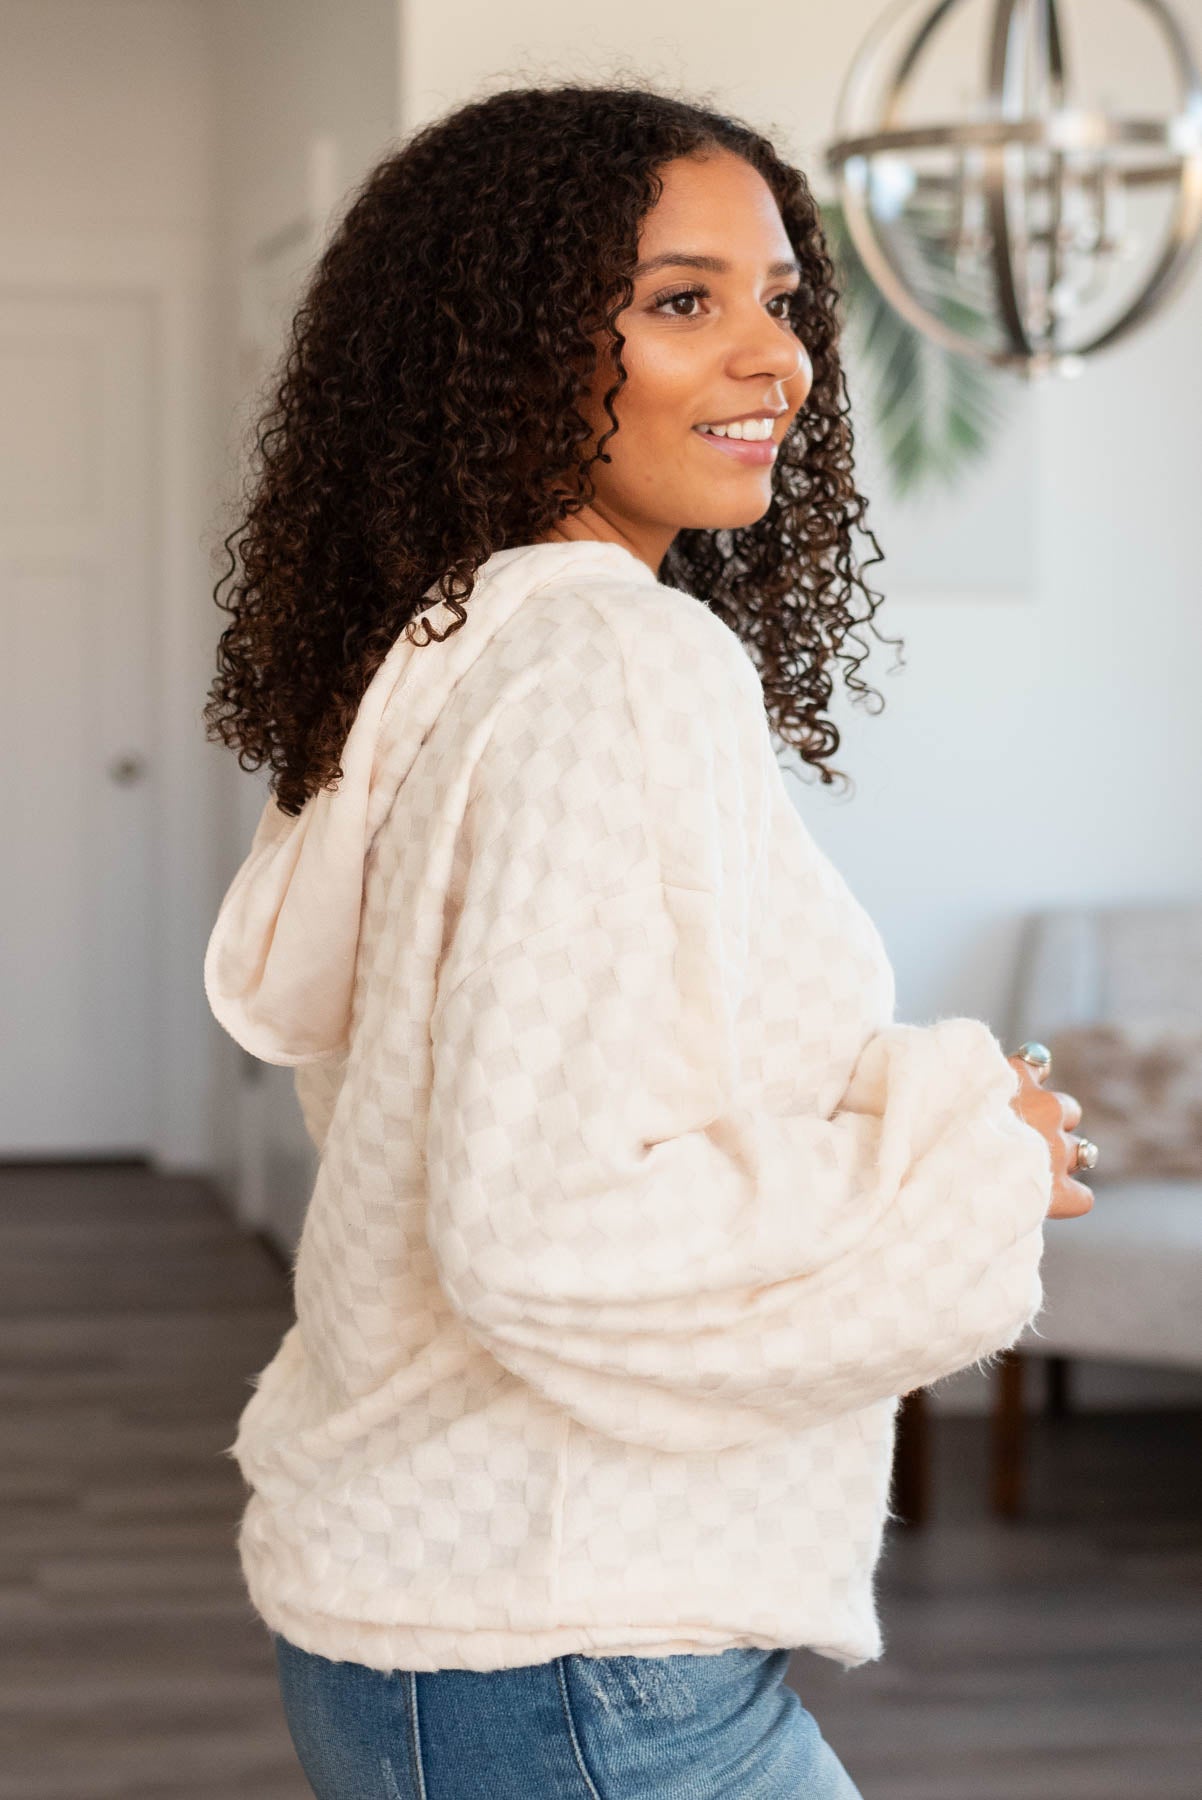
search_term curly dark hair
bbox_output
[204,79,904,817]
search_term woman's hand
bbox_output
[1006,1054,1095,1219]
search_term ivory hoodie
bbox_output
[204,536,1053,1674]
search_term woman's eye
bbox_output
[653,287,706,317]
[652,287,800,319]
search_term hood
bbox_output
[203,538,656,1066]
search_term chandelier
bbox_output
[824,0,1202,377]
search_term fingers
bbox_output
[1009,1059,1085,1149]
[1005,1054,1094,1222]
[1048,1175,1095,1218]
[1016,1075,1064,1131]
[1010,1050,1051,1085]
[1051,1087,1083,1131]
[1050,1117,1094,1217]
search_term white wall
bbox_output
[0,0,213,232]
[205,0,400,1235]
[210,0,399,267]
[0,0,221,1172]
[396,0,1202,1413]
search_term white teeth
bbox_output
[698,417,775,441]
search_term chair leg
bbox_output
[991,1349,1025,1519]
[1045,1354,1071,1417]
[892,1387,930,1527]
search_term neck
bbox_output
[538,506,674,578]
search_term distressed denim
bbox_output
[271,1630,866,1799]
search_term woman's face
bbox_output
[554,147,813,571]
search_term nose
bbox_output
[725,300,811,398]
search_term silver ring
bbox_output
[1073,1135,1100,1172]
[1015,1039,1053,1080]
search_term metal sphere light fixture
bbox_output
[824,0,1202,378]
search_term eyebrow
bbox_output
[633,252,801,279]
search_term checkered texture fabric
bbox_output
[208,539,1053,1675]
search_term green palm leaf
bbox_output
[819,195,1012,500]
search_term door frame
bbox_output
[4,229,218,1175]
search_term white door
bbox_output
[0,292,156,1154]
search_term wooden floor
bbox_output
[2,1162,1198,1800]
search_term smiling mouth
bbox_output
[694,417,779,440]
[692,424,778,466]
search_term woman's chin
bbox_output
[682,489,775,531]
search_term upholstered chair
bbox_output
[990,900,1202,1517]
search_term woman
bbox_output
[203,82,1094,1800]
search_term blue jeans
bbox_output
[271,1630,865,1799]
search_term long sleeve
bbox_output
[423,584,1053,1454]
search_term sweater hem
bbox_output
[246,1578,883,1676]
